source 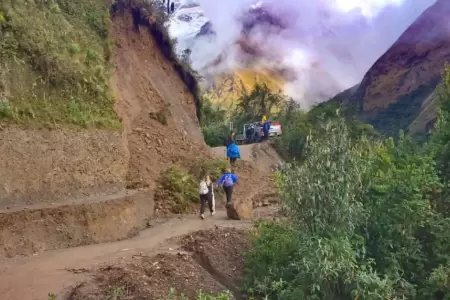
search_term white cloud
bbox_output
[185,0,437,108]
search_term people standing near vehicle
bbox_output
[226,142,240,167]
[199,173,215,219]
[217,168,238,204]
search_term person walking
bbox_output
[199,173,215,219]
[224,130,235,148]
[217,168,238,204]
[226,142,240,167]
[224,130,236,160]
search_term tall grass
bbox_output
[0,0,120,128]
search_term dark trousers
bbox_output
[229,157,237,167]
[223,186,234,203]
[263,129,269,140]
[200,194,213,214]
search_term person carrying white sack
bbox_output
[199,173,216,219]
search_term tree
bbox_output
[235,82,284,122]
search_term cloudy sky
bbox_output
[179,0,437,106]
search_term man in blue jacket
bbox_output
[226,142,240,167]
[217,168,238,203]
[262,118,271,141]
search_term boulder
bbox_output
[226,200,253,220]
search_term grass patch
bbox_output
[0,0,120,128]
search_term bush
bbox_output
[243,115,450,299]
[199,96,229,147]
[158,166,198,213]
[157,159,230,213]
[430,66,450,185]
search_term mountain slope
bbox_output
[205,70,284,108]
[343,0,450,135]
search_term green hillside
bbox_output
[0,0,120,128]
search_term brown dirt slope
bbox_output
[111,12,209,189]
[211,142,282,174]
[346,0,450,133]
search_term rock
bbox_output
[226,200,253,220]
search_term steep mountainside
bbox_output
[205,70,284,108]
[342,0,450,136]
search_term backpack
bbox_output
[227,143,240,158]
[223,175,234,187]
[199,180,209,195]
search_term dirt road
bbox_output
[0,207,276,300]
[211,142,282,173]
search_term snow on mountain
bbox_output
[168,0,207,53]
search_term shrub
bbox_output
[244,114,450,299]
[188,158,230,182]
[158,166,198,213]
[157,158,229,213]
[430,66,450,185]
[199,95,229,147]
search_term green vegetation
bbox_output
[167,288,232,300]
[0,0,120,128]
[156,158,229,213]
[241,68,450,299]
[200,96,229,147]
[367,79,440,137]
[199,82,287,147]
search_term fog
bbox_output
[184,0,436,107]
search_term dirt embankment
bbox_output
[0,128,129,209]
[112,11,209,189]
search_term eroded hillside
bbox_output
[0,0,208,204]
[0,0,277,260]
